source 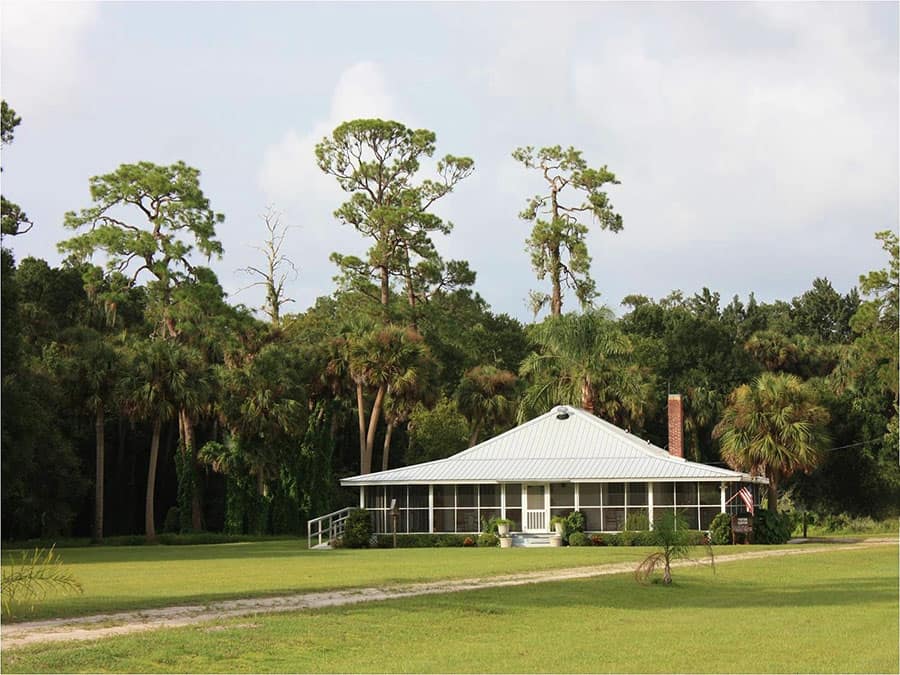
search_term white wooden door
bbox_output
[524,484,548,532]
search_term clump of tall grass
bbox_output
[2,546,83,619]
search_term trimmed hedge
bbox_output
[374,533,470,548]
[588,530,707,547]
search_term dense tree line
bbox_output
[2,104,897,541]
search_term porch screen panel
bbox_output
[456,509,478,532]
[479,485,499,506]
[505,484,522,507]
[578,483,602,507]
[550,483,574,507]
[434,485,454,508]
[700,508,719,529]
[676,482,699,529]
[433,485,455,532]
[603,508,625,531]
[503,483,522,531]
[457,485,477,508]
[604,483,625,506]
[407,485,429,533]
[699,482,721,530]
[653,482,675,506]
[582,508,602,531]
[433,508,455,533]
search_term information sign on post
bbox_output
[731,514,753,544]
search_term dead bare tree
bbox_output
[237,206,298,326]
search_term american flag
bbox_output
[726,486,755,514]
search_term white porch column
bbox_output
[500,484,506,520]
[574,483,580,512]
[720,482,727,514]
[359,486,365,509]
[647,481,654,529]
[428,485,434,534]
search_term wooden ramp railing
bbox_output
[307,507,353,549]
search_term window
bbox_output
[550,483,574,507]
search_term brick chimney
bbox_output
[667,394,684,458]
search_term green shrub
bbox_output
[566,511,586,535]
[709,512,732,545]
[478,533,499,547]
[341,508,372,548]
[753,510,793,544]
[624,511,650,531]
[568,532,592,546]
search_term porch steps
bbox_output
[511,533,556,548]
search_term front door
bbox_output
[524,484,548,532]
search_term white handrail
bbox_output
[307,506,354,549]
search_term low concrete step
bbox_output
[511,534,557,548]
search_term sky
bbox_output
[2,1,897,323]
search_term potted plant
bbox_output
[550,515,567,536]
[495,518,513,537]
[499,536,513,549]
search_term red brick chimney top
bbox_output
[668,394,684,459]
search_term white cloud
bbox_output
[0,1,99,113]
[257,61,397,212]
[572,5,897,246]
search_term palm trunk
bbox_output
[468,419,482,448]
[382,422,395,472]
[581,378,595,414]
[356,382,367,472]
[767,474,779,513]
[145,418,162,541]
[183,412,202,531]
[364,384,387,474]
[663,556,672,585]
[93,408,105,542]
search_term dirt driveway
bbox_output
[3,538,894,650]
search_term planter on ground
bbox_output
[499,536,513,549]
[550,534,563,547]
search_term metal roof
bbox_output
[341,406,764,486]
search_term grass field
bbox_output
[1,540,735,621]
[3,546,896,673]
[0,540,874,622]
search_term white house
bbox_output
[338,396,766,535]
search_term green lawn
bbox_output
[1,540,729,621]
[3,546,896,673]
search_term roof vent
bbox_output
[556,407,570,420]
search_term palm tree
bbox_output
[346,325,428,474]
[519,309,635,420]
[634,511,714,586]
[455,365,518,446]
[122,339,197,541]
[53,327,122,542]
[713,372,830,512]
[682,385,722,462]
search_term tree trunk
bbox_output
[403,242,418,330]
[356,381,367,472]
[145,418,162,541]
[382,422,395,472]
[663,556,672,585]
[581,378,595,414]
[183,411,202,531]
[380,265,390,315]
[550,189,562,317]
[364,384,387,474]
[767,474,779,513]
[468,419,482,448]
[93,408,105,543]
